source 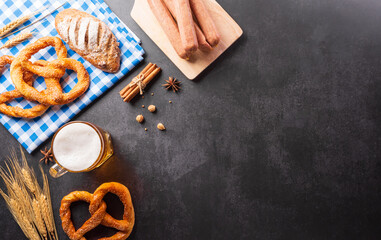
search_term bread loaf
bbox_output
[55,9,120,73]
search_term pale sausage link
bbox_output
[175,0,198,53]
[162,0,212,51]
[148,0,191,59]
[189,0,220,47]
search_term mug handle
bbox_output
[49,163,68,178]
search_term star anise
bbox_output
[40,147,53,164]
[162,77,181,92]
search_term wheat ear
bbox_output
[39,194,54,235]
[22,167,37,195]
[9,198,41,240]
[39,193,57,240]
[0,148,51,240]
[0,194,32,238]
[20,145,38,192]
[0,7,45,38]
[40,165,58,240]
[0,14,33,37]
[11,181,32,216]
[0,163,31,219]
[32,199,48,240]
[0,31,33,49]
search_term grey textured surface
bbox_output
[0,0,381,239]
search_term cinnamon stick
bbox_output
[120,63,161,102]
[121,64,157,98]
[120,63,153,96]
[123,68,161,102]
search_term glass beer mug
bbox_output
[49,121,113,178]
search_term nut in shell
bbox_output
[157,123,165,131]
[148,105,156,113]
[136,115,144,123]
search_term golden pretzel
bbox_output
[0,56,50,118]
[89,182,135,235]
[60,182,135,240]
[60,191,108,240]
[10,36,90,105]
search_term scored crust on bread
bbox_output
[55,9,121,73]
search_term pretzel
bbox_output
[10,36,90,105]
[90,182,135,235]
[60,182,135,240]
[0,56,50,118]
[60,191,108,240]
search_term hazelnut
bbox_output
[157,123,166,131]
[142,105,145,108]
[136,115,144,123]
[148,105,156,113]
[145,128,148,131]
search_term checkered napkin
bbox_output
[0,0,145,153]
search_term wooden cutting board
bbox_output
[131,0,243,80]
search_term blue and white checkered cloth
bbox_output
[0,0,144,153]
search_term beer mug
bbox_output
[49,121,113,178]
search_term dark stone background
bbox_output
[0,0,380,239]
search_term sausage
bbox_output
[194,23,213,51]
[148,0,191,59]
[175,0,198,53]
[162,0,212,51]
[189,0,220,47]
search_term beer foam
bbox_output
[53,122,102,171]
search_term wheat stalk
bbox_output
[22,168,37,194]
[0,4,65,39]
[0,31,33,49]
[20,146,39,194]
[40,165,58,240]
[11,181,33,216]
[9,198,40,240]
[0,14,32,37]
[32,199,47,240]
[39,194,54,236]
[0,7,47,38]
[0,148,58,240]
[39,193,58,240]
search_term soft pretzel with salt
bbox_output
[10,36,90,105]
[0,56,50,118]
